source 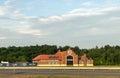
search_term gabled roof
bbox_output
[56,51,66,55]
[33,54,50,60]
[33,51,66,61]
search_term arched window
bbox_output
[67,56,73,66]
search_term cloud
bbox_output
[34,6,120,25]
[4,0,15,6]
[69,6,120,14]
[0,6,8,16]
[0,0,120,48]
[16,28,43,36]
[99,6,120,12]
[82,2,93,6]
[28,6,120,43]
[0,36,6,40]
[36,6,120,24]
[0,0,14,16]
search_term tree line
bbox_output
[0,44,120,66]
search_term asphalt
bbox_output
[0,69,120,76]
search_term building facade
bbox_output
[32,48,93,66]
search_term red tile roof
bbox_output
[56,51,65,55]
[33,51,66,61]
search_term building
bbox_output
[0,61,9,66]
[32,48,93,66]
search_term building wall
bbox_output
[33,48,93,66]
[64,49,78,66]
[79,55,94,66]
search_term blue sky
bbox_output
[0,0,120,48]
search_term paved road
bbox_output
[0,69,120,76]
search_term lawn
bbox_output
[0,74,120,78]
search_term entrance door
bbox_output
[67,56,73,66]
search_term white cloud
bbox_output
[37,6,120,24]
[69,6,120,14]
[39,16,63,23]
[16,28,41,35]
[86,27,120,36]
[4,0,15,6]
[82,2,93,6]
[0,10,5,16]
[0,0,14,16]
[99,6,120,12]
[0,36,6,40]
[13,10,23,17]
[31,6,120,39]
[0,0,120,48]
[109,17,120,21]
[0,0,24,18]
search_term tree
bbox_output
[0,44,120,66]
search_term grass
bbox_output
[0,74,120,78]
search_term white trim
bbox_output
[79,64,84,66]
[73,64,78,66]
[87,64,94,66]
[37,64,66,66]
[37,64,60,66]
[60,64,66,66]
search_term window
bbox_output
[52,61,54,64]
[48,61,51,64]
[55,61,58,64]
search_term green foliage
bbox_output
[0,44,120,65]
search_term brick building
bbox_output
[32,48,93,66]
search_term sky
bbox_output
[0,0,120,48]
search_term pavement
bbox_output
[0,67,120,76]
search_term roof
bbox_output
[33,51,66,61]
[56,51,65,55]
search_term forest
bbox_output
[0,44,120,66]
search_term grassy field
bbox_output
[0,74,120,78]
